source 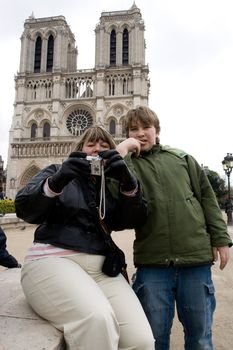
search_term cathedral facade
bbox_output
[6,3,150,199]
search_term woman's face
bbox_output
[128,122,158,151]
[82,139,110,156]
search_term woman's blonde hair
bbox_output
[74,125,116,151]
[123,106,160,135]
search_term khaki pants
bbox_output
[21,253,154,350]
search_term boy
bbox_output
[117,106,232,350]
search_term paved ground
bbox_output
[1,213,233,349]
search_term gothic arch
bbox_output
[119,23,132,33]
[19,163,41,188]
[104,104,127,136]
[28,118,37,127]
[40,118,51,127]
[46,34,54,72]
[44,29,57,40]
[34,35,42,73]
[110,29,116,66]
[106,24,119,34]
[105,103,126,120]
[31,30,44,41]
[108,118,117,136]
[42,120,51,139]
[25,108,52,126]
[30,122,38,139]
[122,28,129,65]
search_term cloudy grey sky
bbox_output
[0,0,233,179]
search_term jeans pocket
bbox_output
[132,278,146,303]
[203,282,216,335]
[204,283,215,295]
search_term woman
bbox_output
[15,126,154,350]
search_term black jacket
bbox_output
[15,164,147,255]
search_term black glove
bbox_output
[99,150,137,192]
[48,151,91,193]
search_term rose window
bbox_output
[66,109,93,136]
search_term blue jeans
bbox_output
[132,265,216,350]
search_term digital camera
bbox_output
[86,155,103,176]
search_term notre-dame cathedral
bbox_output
[6,3,150,199]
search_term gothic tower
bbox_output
[6,3,150,199]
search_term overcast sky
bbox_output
[0,0,233,180]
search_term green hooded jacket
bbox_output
[125,144,232,267]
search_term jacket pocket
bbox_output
[186,195,206,226]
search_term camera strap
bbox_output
[85,175,129,283]
[99,163,106,220]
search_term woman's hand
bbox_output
[48,152,91,193]
[116,138,141,158]
[99,150,137,192]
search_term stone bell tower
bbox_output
[6,3,150,199]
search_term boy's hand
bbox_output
[212,246,230,270]
[116,138,141,158]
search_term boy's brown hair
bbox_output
[75,125,116,151]
[123,106,160,136]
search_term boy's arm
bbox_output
[187,155,232,248]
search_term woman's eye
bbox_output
[101,143,110,148]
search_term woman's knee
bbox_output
[63,308,120,350]
[119,322,154,350]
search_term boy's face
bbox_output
[128,122,158,152]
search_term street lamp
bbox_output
[222,153,233,225]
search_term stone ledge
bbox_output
[0,213,33,230]
[0,269,65,350]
